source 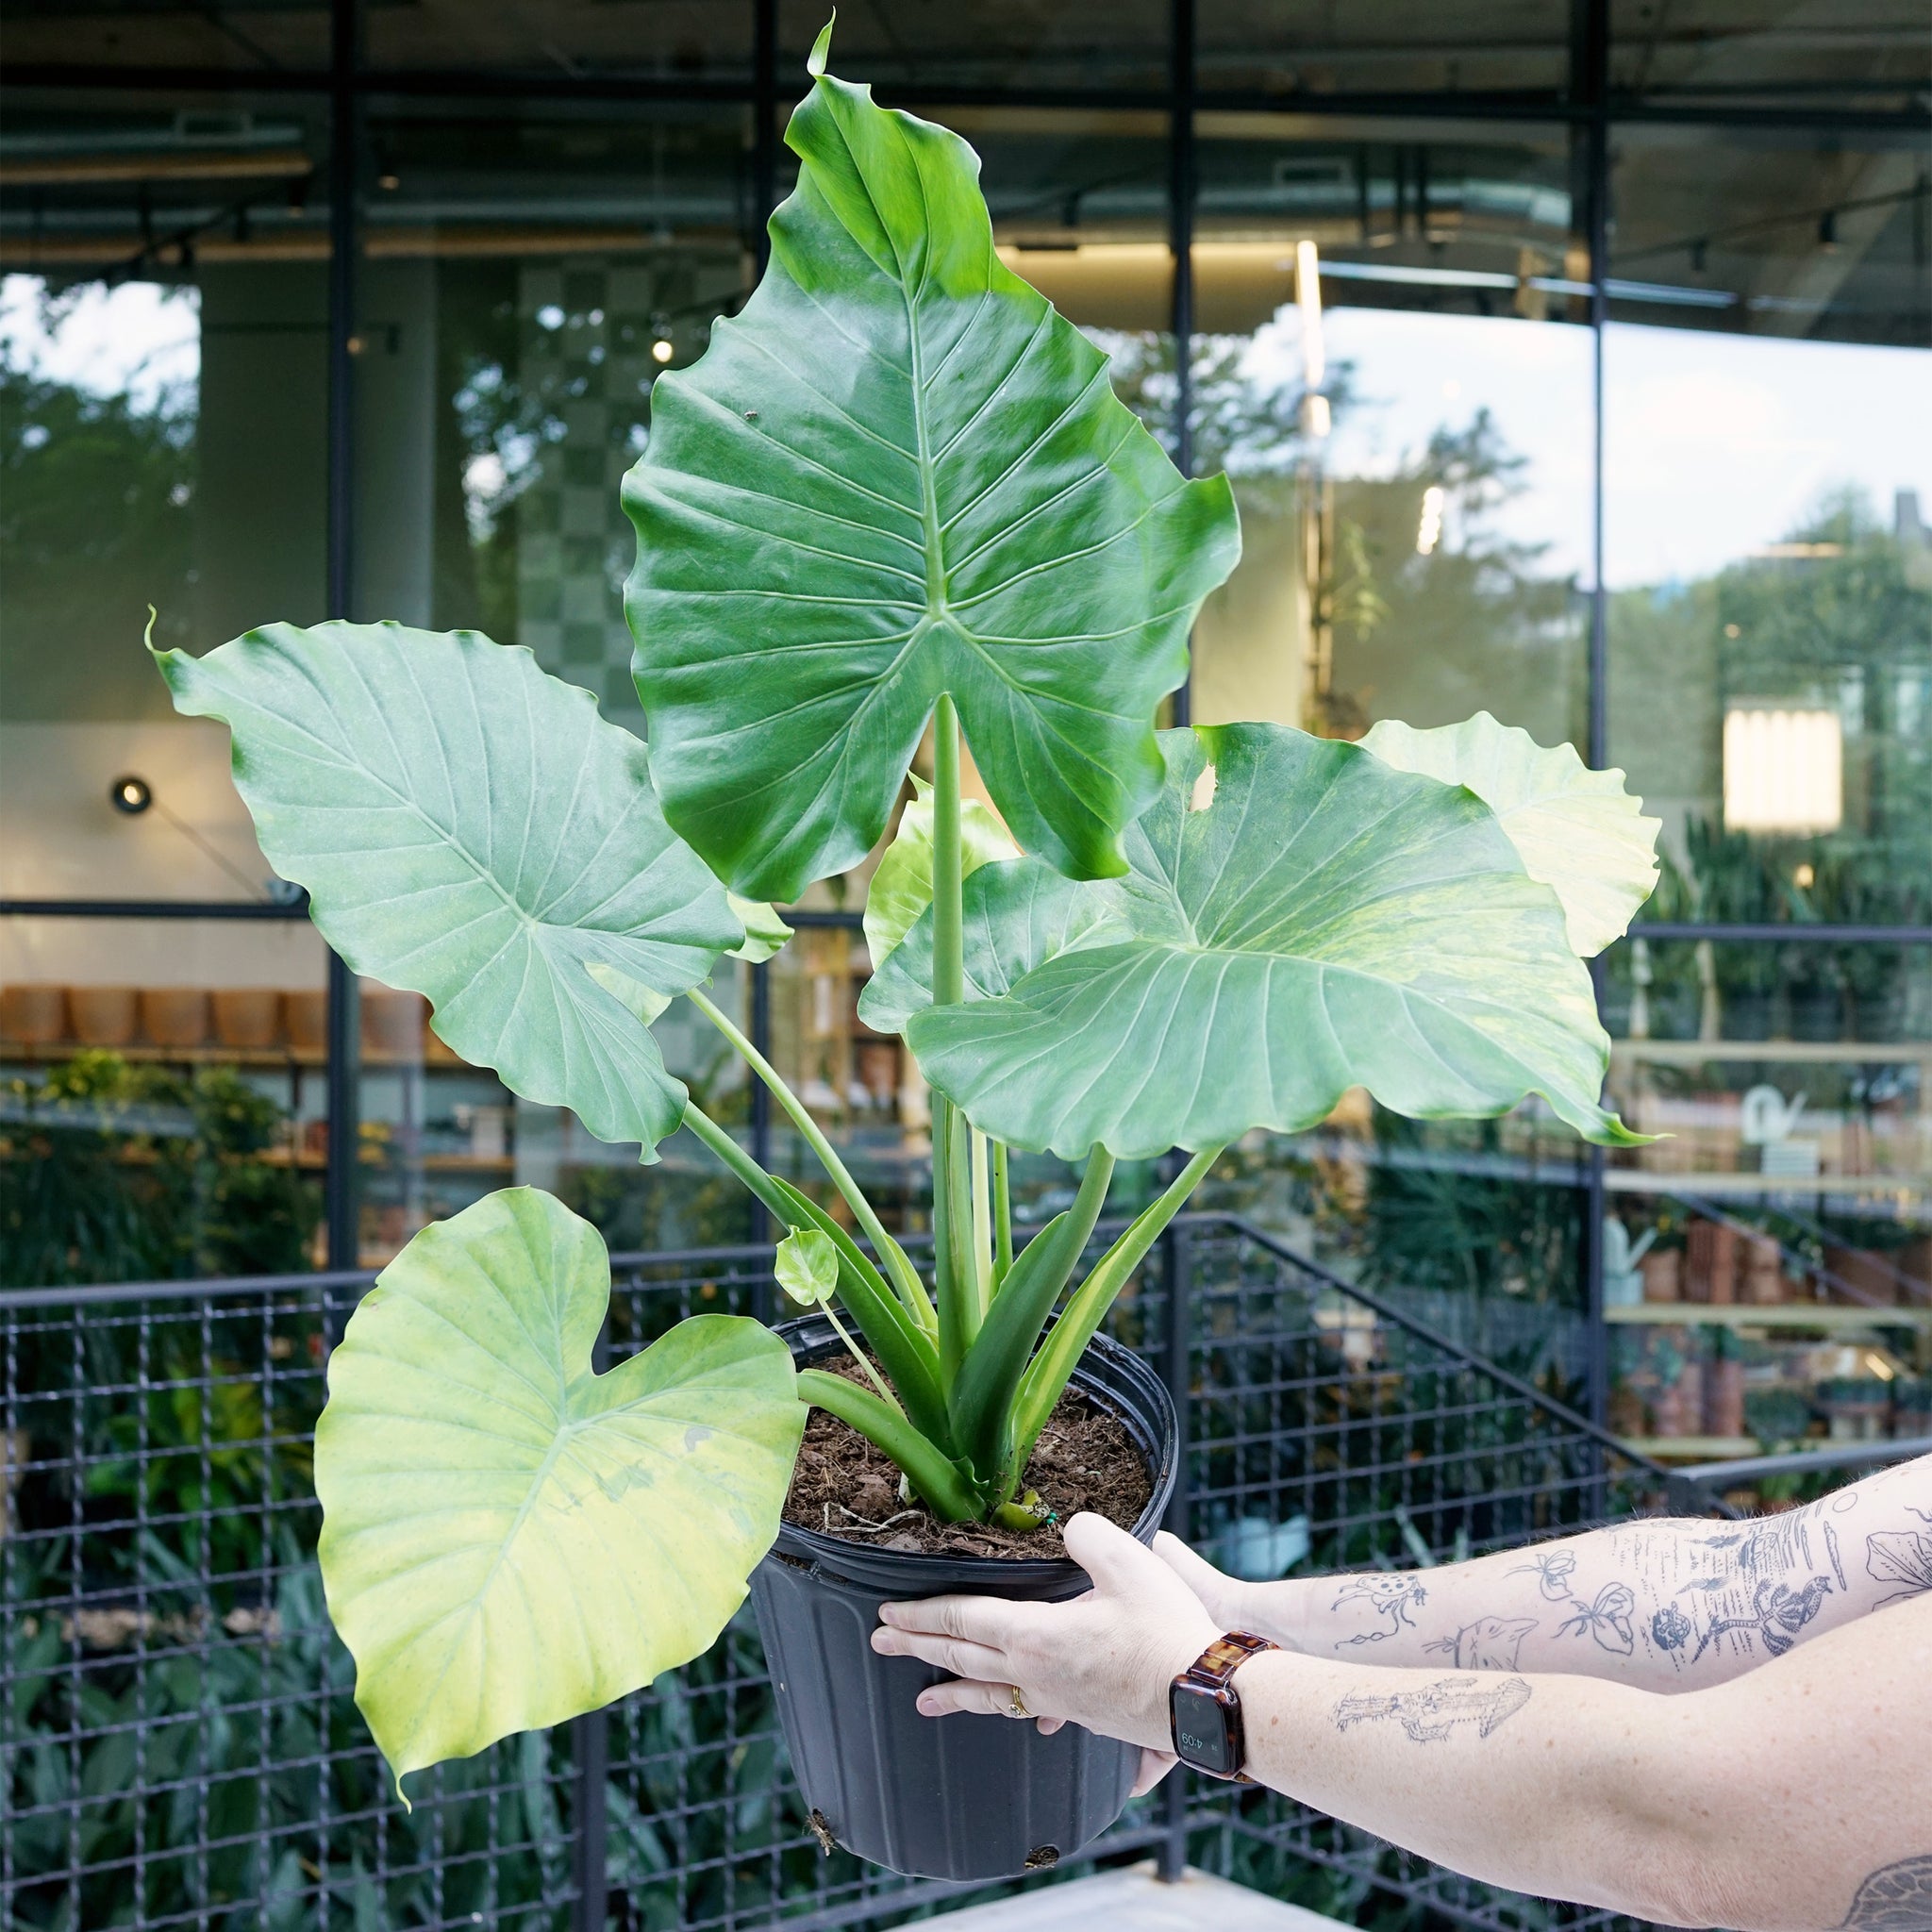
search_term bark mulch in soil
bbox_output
[782,1360,1153,1560]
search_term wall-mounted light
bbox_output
[1416,484,1444,556]
[109,774,154,815]
[106,772,271,897]
[1723,706,1842,834]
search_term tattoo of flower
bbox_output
[1555,1582,1637,1656]
[1508,1549,1579,1603]
[1865,1512,1932,1610]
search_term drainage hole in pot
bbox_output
[808,1809,837,1855]
[1024,1845,1060,1869]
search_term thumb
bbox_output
[1153,1530,1243,1618]
[1062,1511,1173,1597]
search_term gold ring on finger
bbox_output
[1006,1686,1030,1720]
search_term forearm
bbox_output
[1236,1592,1932,1932]
[1225,1506,1873,1691]
[1235,1651,1714,1923]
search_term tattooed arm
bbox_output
[877,1513,1932,1930]
[1157,1452,1932,1691]
[1228,1590,1932,1930]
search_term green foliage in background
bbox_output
[0,1051,319,1289]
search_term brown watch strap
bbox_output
[1174,1630,1278,1783]
[1182,1629,1280,1688]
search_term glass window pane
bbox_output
[1606,135,1932,927]
[348,99,760,1262]
[0,5,329,75]
[2,915,330,1283]
[1191,116,1591,744]
[365,0,754,82]
[1199,3,1571,98]
[778,2,1171,93]
[1,92,332,903]
[1607,128,1929,345]
[1601,939,1931,1454]
[1610,0,1931,114]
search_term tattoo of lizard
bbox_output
[1333,1674,1531,1743]
[1837,1853,1932,1930]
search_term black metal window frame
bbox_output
[4,0,1928,1370]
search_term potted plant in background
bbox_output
[151,29,1660,1882]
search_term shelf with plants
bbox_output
[1605,1302,1932,1331]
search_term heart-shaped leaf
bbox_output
[774,1225,840,1306]
[863,776,1018,969]
[622,30,1240,901]
[315,1188,804,1790]
[156,621,741,1156]
[1361,711,1660,957]
[895,724,1641,1159]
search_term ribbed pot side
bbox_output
[750,1317,1178,1881]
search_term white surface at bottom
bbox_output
[930,1862,1339,1931]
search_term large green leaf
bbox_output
[622,28,1240,901]
[890,724,1641,1159]
[315,1188,804,1790]
[157,621,741,1155]
[1360,711,1660,957]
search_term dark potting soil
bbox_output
[783,1360,1153,1559]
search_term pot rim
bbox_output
[770,1314,1177,1594]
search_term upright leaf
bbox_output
[898,724,1642,1158]
[315,1189,803,1789]
[157,622,741,1155]
[623,31,1240,900]
[1361,711,1660,957]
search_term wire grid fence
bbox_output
[3,1216,1675,1932]
[1163,1221,1672,1932]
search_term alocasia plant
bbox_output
[154,25,1657,1793]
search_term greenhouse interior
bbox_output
[1,3,1928,1929]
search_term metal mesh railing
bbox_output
[3,1218,1675,1932]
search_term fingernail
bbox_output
[916,1693,938,1714]
[878,1605,902,1626]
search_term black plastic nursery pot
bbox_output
[749,1315,1178,1882]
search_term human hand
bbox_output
[1151,1530,1263,1632]
[871,1511,1221,1796]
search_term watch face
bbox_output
[1170,1684,1238,1778]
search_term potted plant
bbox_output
[149,30,1660,1882]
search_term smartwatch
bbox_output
[1169,1631,1280,1781]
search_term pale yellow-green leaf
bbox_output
[862,775,1019,968]
[774,1226,840,1307]
[727,894,793,963]
[315,1188,803,1794]
[1361,711,1660,956]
